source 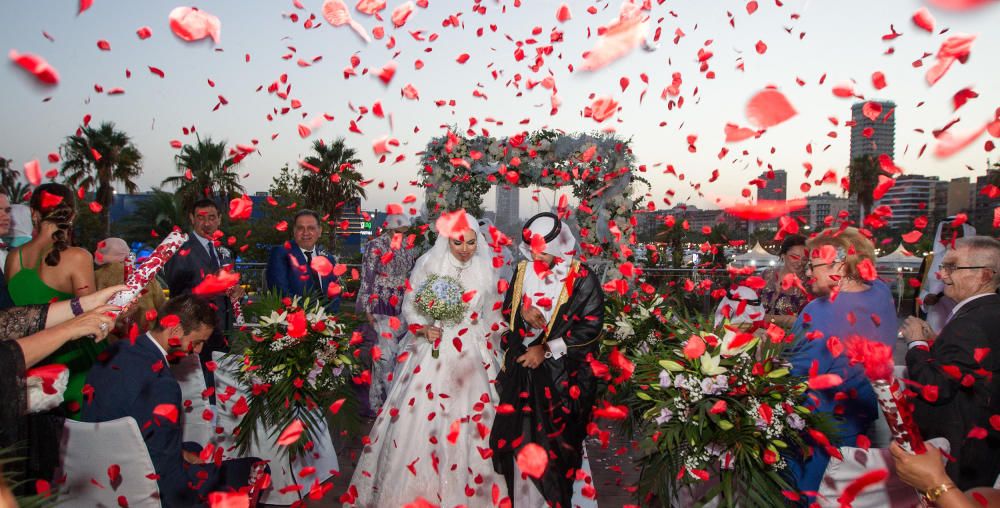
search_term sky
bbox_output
[1,0,998,219]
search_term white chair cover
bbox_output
[816,437,951,508]
[170,353,215,447]
[56,416,162,507]
[210,352,340,506]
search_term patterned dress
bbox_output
[355,231,419,411]
[759,267,809,318]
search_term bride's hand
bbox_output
[424,326,442,343]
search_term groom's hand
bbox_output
[517,345,546,369]
[522,305,547,329]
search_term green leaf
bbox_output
[716,420,734,430]
[766,368,789,378]
[658,359,685,372]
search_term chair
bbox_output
[55,416,162,507]
[169,353,214,446]
[816,437,950,508]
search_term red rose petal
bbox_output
[276,419,304,446]
[152,403,179,424]
[516,443,548,479]
[169,6,222,44]
[746,88,797,128]
[912,7,936,32]
[9,50,60,85]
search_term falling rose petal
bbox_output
[169,6,222,44]
[96,39,111,51]
[310,255,333,277]
[952,87,979,111]
[355,0,386,16]
[580,1,649,71]
[902,230,922,243]
[9,50,59,85]
[927,0,994,9]
[832,81,856,98]
[24,159,42,185]
[152,403,179,424]
[277,419,304,446]
[683,335,706,359]
[207,491,249,508]
[862,101,883,121]
[391,1,415,27]
[837,470,889,507]
[724,198,807,221]
[79,0,94,14]
[724,123,757,143]
[934,123,989,158]
[329,398,346,414]
[192,268,240,296]
[148,66,165,78]
[926,33,976,86]
[297,124,312,139]
[556,3,571,22]
[376,60,397,85]
[228,195,253,220]
[435,209,471,240]
[587,96,619,123]
[745,88,797,128]
[912,7,936,32]
[136,26,152,39]
[516,443,548,479]
[323,0,371,42]
[871,71,887,90]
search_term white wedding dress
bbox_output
[348,217,509,507]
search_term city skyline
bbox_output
[1,1,998,218]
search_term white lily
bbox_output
[700,352,728,376]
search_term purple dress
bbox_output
[356,232,419,413]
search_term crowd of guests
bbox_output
[0,180,998,506]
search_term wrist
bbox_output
[922,481,957,503]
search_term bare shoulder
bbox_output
[61,246,95,266]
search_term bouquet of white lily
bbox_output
[414,274,468,358]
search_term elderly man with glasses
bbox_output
[899,236,1000,490]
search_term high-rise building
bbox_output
[874,174,939,229]
[803,192,850,230]
[850,100,896,161]
[757,169,788,202]
[495,185,520,238]
[972,168,999,232]
[947,177,972,217]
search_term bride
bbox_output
[347,211,509,507]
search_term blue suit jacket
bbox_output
[82,335,220,507]
[265,241,340,312]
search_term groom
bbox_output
[491,212,605,507]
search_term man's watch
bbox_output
[543,344,553,359]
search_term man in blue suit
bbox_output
[266,209,340,312]
[83,295,262,507]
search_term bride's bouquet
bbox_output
[414,274,468,358]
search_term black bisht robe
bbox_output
[491,260,604,507]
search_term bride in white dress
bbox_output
[347,212,509,507]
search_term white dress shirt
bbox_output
[521,260,571,359]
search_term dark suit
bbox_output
[163,234,233,356]
[907,293,1000,490]
[0,265,13,310]
[83,334,258,507]
[265,241,340,312]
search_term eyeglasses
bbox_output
[807,262,837,271]
[939,263,994,274]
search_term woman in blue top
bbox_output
[786,227,899,495]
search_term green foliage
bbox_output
[848,155,885,220]
[117,188,185,247]
[61,121,143,236]
[0,445,57,508]
[162,135,245,212]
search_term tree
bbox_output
[118,188,185,247]
[0,157,31,203]
[847,155,885,221]
[61,121,143,236]
[162,135,245,212]
[300,138,366,249]
[226,165,305,263]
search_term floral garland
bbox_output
[418,129,645,271]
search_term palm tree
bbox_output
[61,122,143,235]
[0,157,32,203]
[118,188,184,246]
[162,135,245,212]
[301,138,366,248]
[847,155,885,220]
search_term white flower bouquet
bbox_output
[414,274,468,358]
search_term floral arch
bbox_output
[419,129,645,267]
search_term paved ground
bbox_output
[265,420,643,507]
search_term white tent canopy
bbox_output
[733,242,779,268]
[876,244,923,269]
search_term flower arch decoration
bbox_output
[419,129,646,269]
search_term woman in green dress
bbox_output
[4,183,98,420]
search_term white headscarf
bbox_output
[404,212,500,326]
[518,213,578,333]
[714,286,765,328]
[517,212,577,261]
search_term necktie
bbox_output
[304,251,322,289]
[208,242,219,270]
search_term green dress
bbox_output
[8,249,102,420]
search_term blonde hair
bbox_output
[806,226,875,279]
